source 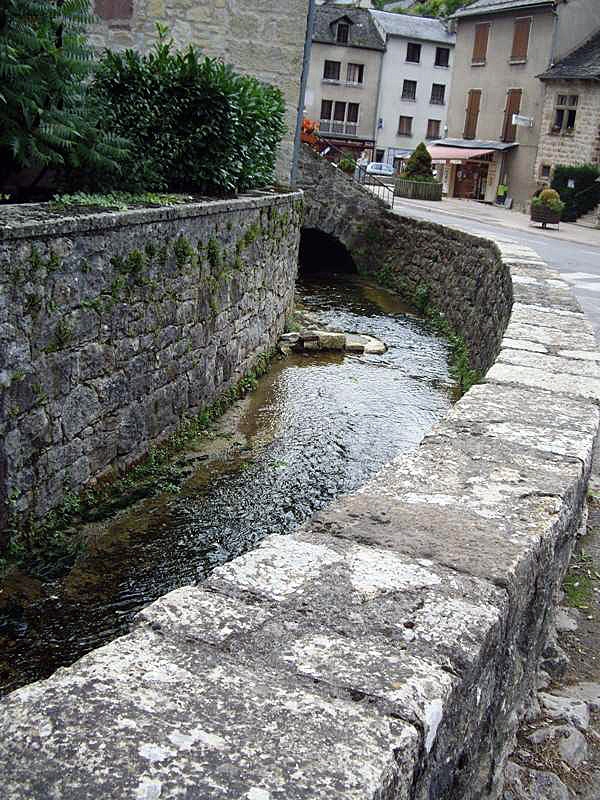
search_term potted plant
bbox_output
[395,142,442,201]
[338,154,357,175]
[530,188,565,228]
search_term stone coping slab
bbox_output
[0,239,599,799]
[0,190,300,240]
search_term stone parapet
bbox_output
[1,220,599,797]
[0,192,302,528]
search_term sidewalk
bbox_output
[391,195,600,248]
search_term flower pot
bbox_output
[530,204,561,228]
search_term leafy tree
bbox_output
[0,0,127,197]
[401,141,435,181]
[91,27,287,195]
[393,0,475,18]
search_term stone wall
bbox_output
[297,145,512,373]
[1,160,600,800]
[89,0,312,182]
[535,80,600,181]
[0,193,302,531]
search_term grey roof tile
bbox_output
[371,10,455,44]
[313,6,386,51]
[539,29,600,80]
[453,0,555,19]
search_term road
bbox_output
[390,199,600,339]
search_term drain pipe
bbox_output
[290,0,317,187]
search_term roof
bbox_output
[539,29,600,81]
[432,138,518,151]
[312,6,386,51]
[453,0,555,19]
[370,10,455,45]
[428,145,496,161]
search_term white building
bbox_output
[371,11,455,167]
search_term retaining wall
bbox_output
[1,191,600,798]
[297,145,512,374]
[0,193,302,533]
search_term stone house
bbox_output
[90,0,312,182]
[440,0,599,209]
[535,31,600,188]
[371,10,455,168]
[304,2,386,157]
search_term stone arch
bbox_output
[298,228,356,276]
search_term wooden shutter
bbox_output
[501,88,522,142]
[472,23,490,64]
[511,18,531,61]
[463,89,481,139]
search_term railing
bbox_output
[313,135,396,210]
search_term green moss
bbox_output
[173,236,195,270]
[207,237,224,272]
[1,349,277,581]
[44,318,74,353]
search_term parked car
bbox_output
[365,162,395,176]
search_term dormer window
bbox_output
[336,22,350,44]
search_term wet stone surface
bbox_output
[0,274,451,695]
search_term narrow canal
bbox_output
[0,271,452,695]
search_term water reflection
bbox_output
[0,274,451,694]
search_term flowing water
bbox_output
[0,273,452,695]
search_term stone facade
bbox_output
[534,79,600,182]
[89,0,312,182]
[0,193,302,530]
[1,179,599,799]
[297,146,512,373]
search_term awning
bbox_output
[427,145,495,162]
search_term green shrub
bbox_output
[339,155,356,174]
[90,27,287,195]
[551,164,600,221]
[531,187,565,215]
[400,142,437,183]
[0,0,128,198]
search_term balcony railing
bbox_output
[319,120,358,136]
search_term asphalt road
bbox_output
[391,202,600,340]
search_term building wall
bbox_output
[0,193,302,527]
[446,8,556,208]
[535,80,600,180]
[554,0,600,61]
[304,42,384,141]
[376,36,454,162]
[89,0,311,183]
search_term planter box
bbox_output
[395,179,442,201]
[530,204,561,227]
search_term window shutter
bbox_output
[501,88,522,142]
[472,23,490,64]
[463,89,481,139]
[511,18,531,61]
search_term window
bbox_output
[406,42,421,63]
[323,60,341,81]
[346,63,364,85]
[435,47,450,67]
[336,22,349,44]
[402,79,417,101]
[430,83,446,105]
[511,18,531,62]
[426,119,441,139]
[539,164,552,179]
[552,94,578,133]
[376,149,385,163]
[397,116,413,136]
[320,100,359,134]
[320,99,333,120]
[463,89,481,139]
[472,22,490,64]
[95,0,133,20]
[501,88,522,142]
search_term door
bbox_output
[453,162,489,200]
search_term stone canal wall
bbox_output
[0,193,302,531]
[2,179,600,798]
[298,145,512,374]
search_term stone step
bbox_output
[279,329,387,355]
